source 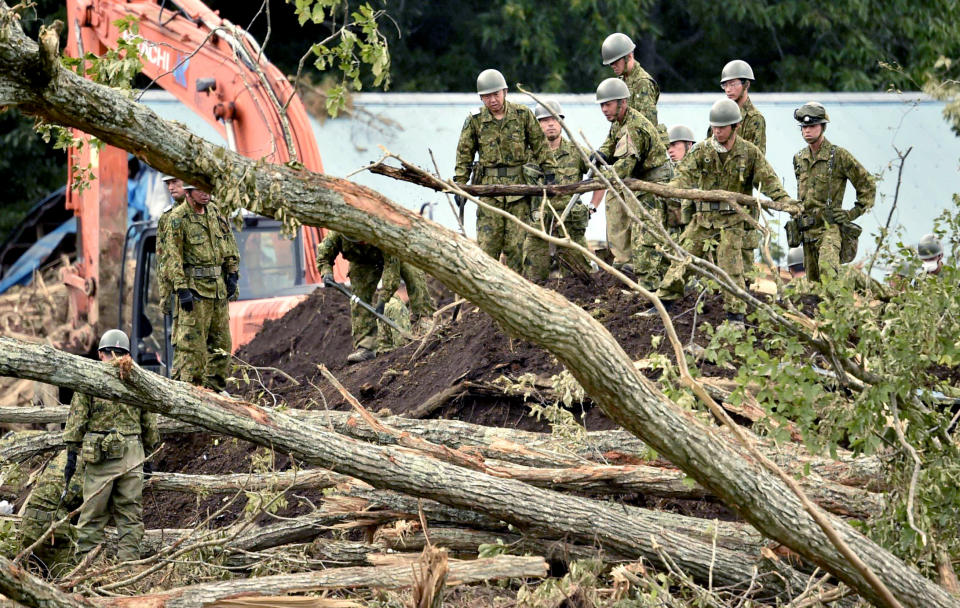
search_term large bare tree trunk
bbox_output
[0,8,952,605]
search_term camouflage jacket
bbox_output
[793,137,875,220]
[622,64,660,127]
[63,391,160,448]
[671,135,792,228]
[156,201,187,313]
[315,231,404,300]
[453,100,557,185]
[598,107,670,180]
[166,202,240,299]
[739,98,766,154]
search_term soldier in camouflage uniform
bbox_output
[522,100,593,280]
[792,101,876,282]
[665,125,697,238]
[167,186,239,390]
[591,78,673,291]
[157,176,187,317]
[600,33,663,134]
[63,330,159,561]
[654,99,797,322]
[454,69,557,273]
[316,231,435,363]
[17,450,85,576]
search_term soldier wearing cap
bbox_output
[601,32,663,133]
[453,68,557,273]
[157,176,188,318]
[791,101,875,282]
[63,330,159,561]
[522,100,593,280]
[166,186,240,390]
[653,99,796,324]
[590,78,673,290]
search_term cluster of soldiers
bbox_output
[454,32,880,323]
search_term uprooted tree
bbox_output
[1,2,959,607]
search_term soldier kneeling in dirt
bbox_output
[316,231,436,364]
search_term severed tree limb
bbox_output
[0,12,950,604]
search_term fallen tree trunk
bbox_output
[0,11,949,604]
[0,340,807,600]
[367,160,802,215]
[148,469,352,494]
[0,553,547,608]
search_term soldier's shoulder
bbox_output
[470,106,482,117]
[167,203,190,226]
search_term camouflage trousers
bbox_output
[477,197,531,273]
[349,261,435,353]
[18,450,84,575]
[630,201,669,292]
[802,223,842,283]
[173,296,231,390]
[604,190,635,265]
[77,436,145,561]
[522,202,591,281]
[377,297,412,353]
[658,216,749,314]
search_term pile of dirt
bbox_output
[236,273,732,431]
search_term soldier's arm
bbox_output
[218,210,240,275]
[752,114,767,155]
[525,110,557,174]
[597,128,616,163]
[140,409,160,451]
[636,79,660,125]
[667,145,700,190]
[168,216,189,291]
[62,392,91,445]
[453,115,478,184]
[843,150,876,218]
[315,233,342,277]
[753,153,793,203]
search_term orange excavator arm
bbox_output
[62,0,332,350]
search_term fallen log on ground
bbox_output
[0,553,548,608]
[0,340,812,600]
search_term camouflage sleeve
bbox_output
[454,114,478,184]
[749,113,767,155]
[63,392,91,445]
[315,232,342,276]
[140,409,160,450]
[168,215,188,292]
[752,152,792,202]
[219,213,240,275]
[667,145,701,190]
[597,127,616,162]
[525,109,557,174]
[633,79,660,126]
[842,149,876,217]
[376,255,402,304]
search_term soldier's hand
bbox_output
[177,288,195,313]
[64,449,78,484]
[225,272,239,299]
[142,462,154,482]
[824,206,846,225]
[544,173,556,185]
[454,194,467,211]
[589,151,609,166]
[322,273,335,286]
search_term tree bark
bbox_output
[0,339,808,600]
[0,10,950,605]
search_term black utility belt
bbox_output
[479,165,523,177]
[696,201,735,213]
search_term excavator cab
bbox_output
[126,216,315,377]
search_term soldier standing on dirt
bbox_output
[453,68,557,273]
[521,100,594,281]
[791,102,876,282]
[166,185,239,391]
[16,450,85,576]
[63,330,159,562]
[316,231,435,364]
[652,99,796,325]
[590,78,673,290]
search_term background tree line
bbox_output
[1,0,958,238]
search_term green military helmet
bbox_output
[668,124,696,143]
[601,32,635,65]
[534,100,564,120]
[596,78,630,103]
[476,69,508,95]
[917,233,943,259]
[98,329,130,353]
[794,101,830,126]
[709,98,742,127]
[720,59,754,83]
[787,246,804,268]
